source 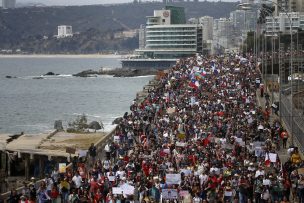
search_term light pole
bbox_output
[239,0,294,145]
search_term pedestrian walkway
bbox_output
[256,90,290,164]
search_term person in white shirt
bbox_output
[116,166,126,179]
[255,166,265,178]
[193,193,202,203]
[199,172,208,186]
[72,172,82,189]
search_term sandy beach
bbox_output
[0,54,124,59]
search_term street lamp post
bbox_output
[239,0,294,145]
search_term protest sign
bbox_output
[108,176,116,182]
[180,169,192,176]
[58,163,66,173]
[162,189,178,199]
[112,187,123,194]
[267,153,277,163]
[120,184,135,195]
[176,142,187,147]
[66,147,76,154]
[166,174,181,185]
[263,179,270,186]
[78,150,87,158]
[114,136,120,143]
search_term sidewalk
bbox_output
[256,89,290,163]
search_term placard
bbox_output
[66,147,76,154]
[180,169,192,176]
[263,179,270,185]
[162,189,178,199]
[176,142,187,147]
[120,184,135,195]
[166,174,181,185]
[114,136,120,142]
[58,163,66,173]
[112,187,123,194]
[265,153,277,163]
[108,176,116,182]
[78,150,87,158]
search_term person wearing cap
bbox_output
[28,182,36,202]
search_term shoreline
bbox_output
[0,54,125,59]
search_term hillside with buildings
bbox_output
[0,1,238,54]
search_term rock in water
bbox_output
[73,69,99,77]
[44,72,58,76]
[54,120,63,130]
[112,117,123,125]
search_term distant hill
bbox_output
[0,1,239,53]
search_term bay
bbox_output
[0,56,153,134]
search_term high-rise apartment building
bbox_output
[199,16,213,41]
[273,0,304,14]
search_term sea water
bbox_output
[0,56,153,134]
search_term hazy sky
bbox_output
[20,0,237,6]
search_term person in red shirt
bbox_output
[94,189,103,203]
[90,177,99,196]
[50,185,60,202]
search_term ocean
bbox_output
[0,56,153,134]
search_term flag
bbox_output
[189,78,199,89]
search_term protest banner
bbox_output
[162,189,178,199]
[179,190,189,197]
[166,174,181,185]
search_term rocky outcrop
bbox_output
[73,69,99,77]
[5,75,17,79]
[112,117,123,125]
[44,72,59,76]
[73,68,157,78]
[99,68,157,77]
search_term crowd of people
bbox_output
[5,53,304,203]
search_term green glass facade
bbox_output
[165,6,186,24]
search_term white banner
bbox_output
[166,174,181,185]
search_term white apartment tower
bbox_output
[199,16,213,41]
[57,25,73,38]
[2,0,16,9]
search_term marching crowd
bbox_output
[6,53,304,203]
